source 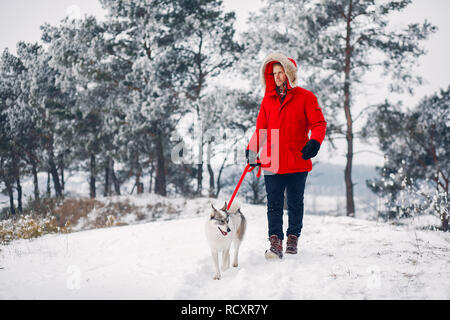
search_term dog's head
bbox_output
[210,203,231,236]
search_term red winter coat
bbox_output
[247,53,327,174]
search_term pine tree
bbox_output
[10,43,42,203]
[97,0,243,197]
[98,0,188,196]
[0,49,25,214]
[159,0,243,196]
[363,86,449,230]
[41,16,130,198]
[15,41,75,200]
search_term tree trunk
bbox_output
[48,146,63,198]
[154,132,166,196]
[194,35,205,197]
[59,153,65,192]
[49,159,62,198]
[16,176,23,213]
[442,214,449,232]
[197,131,203,195]
[6,180,15,216]
[47,171,51,197]
[110,159,121,195]
[104,156,110,197]
[137,182,144,194]
[61,166,65,192]
[135,157,143,194]
[207,141,215,198]
[438,171,448,231]
[148,160,154,194]
[207,164,215,198]
[197,163,203,196]
[90,153,96,199]
[215,166,224,198]
[31,158,40,201]
[344,0,355,217]
[136,168,143,194]
[197,132,203,196]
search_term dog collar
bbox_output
[218,227,228,236]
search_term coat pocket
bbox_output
[287,141,306,170]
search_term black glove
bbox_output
[301,139,321,160]
[245,148,259,167]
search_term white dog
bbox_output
[205,200,246,280]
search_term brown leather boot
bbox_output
[265,235,283,260]
[285,235,298,254]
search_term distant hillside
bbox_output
[307,163,378,197]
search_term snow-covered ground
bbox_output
[1,197,449,300]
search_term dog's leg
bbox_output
[233,218,246,267]
[233,239,241,267]
[222,248,230,271]
[211,250,221,280]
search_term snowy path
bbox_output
[1,203,449,299]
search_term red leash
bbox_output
[227,162,262,211]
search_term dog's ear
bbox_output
[220,202,227,212]
[210,204,217,219]
[211,203,217,212]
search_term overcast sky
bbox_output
[0,0,449,166]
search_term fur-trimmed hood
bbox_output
[260,52,298,93]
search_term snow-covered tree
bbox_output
[157,0,243,196]
[96,0,190,196]
[11,43,44,202]
[97,0,244,197]
[15,41,78,200]
[0,49,26,214]
[363,86,449,231]
[41,15,135,198]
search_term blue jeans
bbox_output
[264,172,308,240]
